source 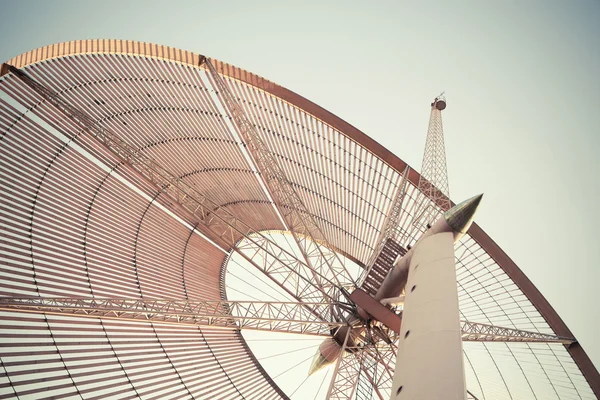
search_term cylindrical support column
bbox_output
[391,231,466,400]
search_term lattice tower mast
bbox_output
[416,94,452,226]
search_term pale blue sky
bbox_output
[1,0,598,377]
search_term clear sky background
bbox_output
[0,0,598,384]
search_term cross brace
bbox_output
[0,297,347,336]
[460,320,575,344]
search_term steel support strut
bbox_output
[0,298,348,336]
[460,321,575,344]
[325,327,355,399]
[0,296,572,341]
[202,58,357,298]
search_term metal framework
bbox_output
[326,329,359,399]
[460,321,575,344]
[0,297,345,336]
[5,63,340,314]
[0,39,598,400]
[203,57,356,298]
[0,297,569,344]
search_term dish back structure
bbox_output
[0,40,597,399]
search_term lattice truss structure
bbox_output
[0,40,597,399]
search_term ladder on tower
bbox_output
[360,238,406,297]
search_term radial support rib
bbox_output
[0,298,346,336]
[461,321,575,344]
[203,58,356,294]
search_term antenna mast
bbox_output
[413,94,452,233]
[359,95,453,298]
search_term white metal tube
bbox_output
[390,231,466,400]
